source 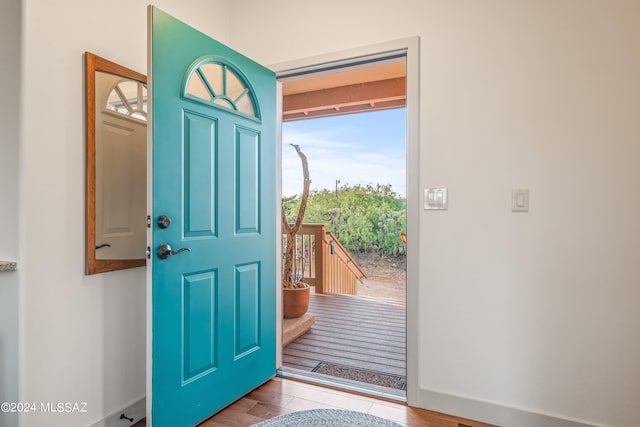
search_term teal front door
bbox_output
[149,7,276,426]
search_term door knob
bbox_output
[156,243,191,260]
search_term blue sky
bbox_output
[282,108,406,198]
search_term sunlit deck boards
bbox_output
[283,292,406,378]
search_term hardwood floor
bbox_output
[134,377,497,427]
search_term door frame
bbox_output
[271,36,420,406]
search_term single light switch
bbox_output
[425,188,448,210]
[512,188,529,212]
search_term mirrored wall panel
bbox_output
[86,52,147,274]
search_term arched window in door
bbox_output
[184,57,259,120]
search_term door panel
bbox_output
[182,270,218,383]
[150,7,276,427]
[183,111,218,238]
[235,262,261,357]
[236,127,261,234]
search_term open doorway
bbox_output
[278,56,408,399]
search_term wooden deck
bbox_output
[282,292,406,382]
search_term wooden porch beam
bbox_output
[283,77,406,121]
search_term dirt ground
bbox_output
[351,252,406,302]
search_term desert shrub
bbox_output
[283,183,406,256]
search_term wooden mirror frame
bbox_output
[85,52,147,274]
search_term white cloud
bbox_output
[282,127,406,198]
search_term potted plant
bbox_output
[282,144,311,318]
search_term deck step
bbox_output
[283,313,315,346]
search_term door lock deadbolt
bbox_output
[157,215,172,229]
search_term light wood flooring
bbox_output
[134,377,497,427]
[283,292,406,378]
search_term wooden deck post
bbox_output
[314,224,326,294]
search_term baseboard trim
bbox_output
[417,388,599,427]
[89,396,145,427]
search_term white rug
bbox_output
[251,408,403,426]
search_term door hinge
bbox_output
[146,246,152,259]
[147,215,152,228]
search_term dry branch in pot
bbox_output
[281,144,310,290]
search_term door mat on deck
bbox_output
[312,362,407,390]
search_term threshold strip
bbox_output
[276,368,407,403]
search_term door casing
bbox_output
[272,36,420,406]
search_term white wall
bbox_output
[0,1,22,426]
[19,1,229,426]
[230,1,640,426]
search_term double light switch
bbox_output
[424,188,448,210]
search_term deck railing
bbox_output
[285,224,366,295]
[323,231,366,295]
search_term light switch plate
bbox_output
[512,188,529,212]
[424,188,448,210]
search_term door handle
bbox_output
[156,243,191,260]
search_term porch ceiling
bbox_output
[281,60,407,121]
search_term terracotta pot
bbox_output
[283,283,310,318]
